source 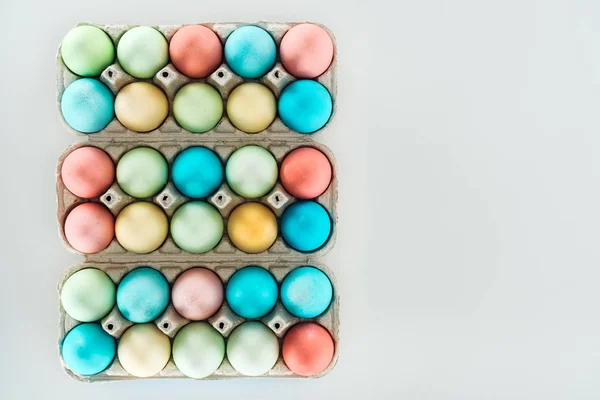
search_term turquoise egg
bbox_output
[280,266,333,318]
[226,266,278,318]
[61,78,114,133]
[61,323,116,376]
[172,147,223,198]
[278,80,332,134]
[116,267,170,323]
[224,26,276,78]
[281,201,331,252]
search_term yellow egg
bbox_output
[115,202,168,253]
[118,324,171,377]
[115,82,168,132]
[226,83,276,133]
[227,202,278,253]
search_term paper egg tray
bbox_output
[56,139,338,262]
[58,261,339,382]
[56,22,337,140]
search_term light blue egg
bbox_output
[61,78,114,133]
[61,323,116,376]
[116,267,170,323]
[280,201,331,252]
[226,266,278,318]
[280,266,333,318]
[172,147,224,198]
[278,80,332,134]
[224,26,276,78]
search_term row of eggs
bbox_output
[61,266,333,323]
[61,266,334,378]
[63,321,334,378]
[64,200,332,254]
[61,79,332,134]
[61,24,334,80]
[61,145,333,201]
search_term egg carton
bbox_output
[55,22,337,141]
[56,139,338,262]
[58,261,339,382]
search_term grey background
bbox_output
[1,0,600,398]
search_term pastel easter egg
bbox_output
[282,322,334,376]
[64,203,114,254]
[61,146,115,198]
[61,268,116,322]
[61,78,114,133]
[224,26,276,78]
[280,266,332,318]
[117,26,168,78]
[171,268,223,320]
[116,267,170,323]
[118,323,171,377]
[61,25,115,77]
[280,201,331,252]
[170,202,223,253]
[280,23,333,79]
[278,80,332,134]
[226,266,278,318]
[173,322,225,378]
[227,202,278,254]
[225,145,278,198]
[114,202,168,254]
[226,322,279,376]
[62,323,116,376]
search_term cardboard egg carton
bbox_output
[56,22,337,141]
[56,140,338,262]
[58,261,339,382]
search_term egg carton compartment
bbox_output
[56,139,338,262]
[58,261,339,382]
[56,22,337,141]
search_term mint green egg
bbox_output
[226,321,279,376]
[61,268,116,322]
[61,26,115,77]
[117,27,168,78]
[116,147,168,198]
[173,322,225,378]
[173,83,223,133]
[171,202,224,253]
[225,146,278,198]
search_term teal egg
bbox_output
[61,323,116,376]
[280,267,333,318]
[116,268,170,323]
[278,80,332,133]
[280,201,331,252]
[172,147,223,198]
[61,78,114,133]
[224,26,276,78]
[226,266,278,318]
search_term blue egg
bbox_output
[172,147,224,198]
[61,323,116,376]
[116,267,170,323]
[278,80,333,134]
[281,201,331,252]
[224,26,276,78]
[280,266,333,318]
[61,78,114,133]
[226,266,278,318]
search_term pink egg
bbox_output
[280,24,334,79]
[64,203,114,253]
[61,147,115,198]
[172,268,224,320]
